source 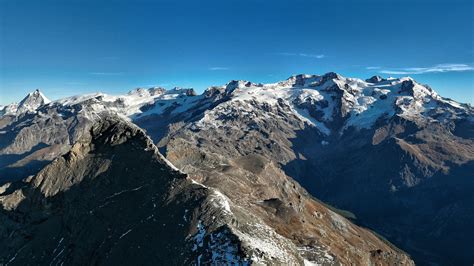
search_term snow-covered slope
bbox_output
[193,73,471,136]
[0,87,198,118]
[45,87,199,119]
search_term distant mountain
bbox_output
[0,117,412,265]
[1,72,472,264]
[0,89,50,116]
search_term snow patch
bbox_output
[234,222,297,264]
[210,189,232,214]
[304,259,319,266]
[192,221,206,251]
[192,221,251,265]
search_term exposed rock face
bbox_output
[0,108,94,183]
[0,117,414,265]
[1,72,471,264]
[366,75,385,83]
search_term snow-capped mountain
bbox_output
[193,73,470,133]
[0,72,472,264]
[2,72,469,132]
[0,89,50,116]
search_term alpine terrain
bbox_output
[0,72,472,265]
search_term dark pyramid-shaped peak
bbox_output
[17,89,51,113]
[365,75,385,83]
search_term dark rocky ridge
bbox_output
[0,117,219,264]
[0,116,414,265]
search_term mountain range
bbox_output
[1,72,472,265]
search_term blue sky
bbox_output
[0,0,473,104]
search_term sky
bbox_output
[0,0,473,105]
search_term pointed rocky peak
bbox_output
[313,72,346,93]
[317,71,342,84]
[127,87,166,97]
[30,116,182,198]
[365,75,385,83]
[203,80,262,99]
[276,74,317,88]
[16,89,50,113]
[286,74,319,80]
[399,79,416,93]
[148,86,167,96]
[224,80,255,93]
[29,89,50,103]
[127,87,150,96]
[204,86,226,98]
[396,78,439,100]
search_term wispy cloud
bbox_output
[378,64,474,75]
[89,72,124,76]
[278,52,325,59]
[366,66,381,70]
[300,53,325,59]
[209,67,229,71]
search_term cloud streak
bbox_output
[209,67,229,71]
[278,52,325,59]
[378,64,473,75]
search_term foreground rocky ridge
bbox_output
[0,117,413,265]
[1,72,472,264]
